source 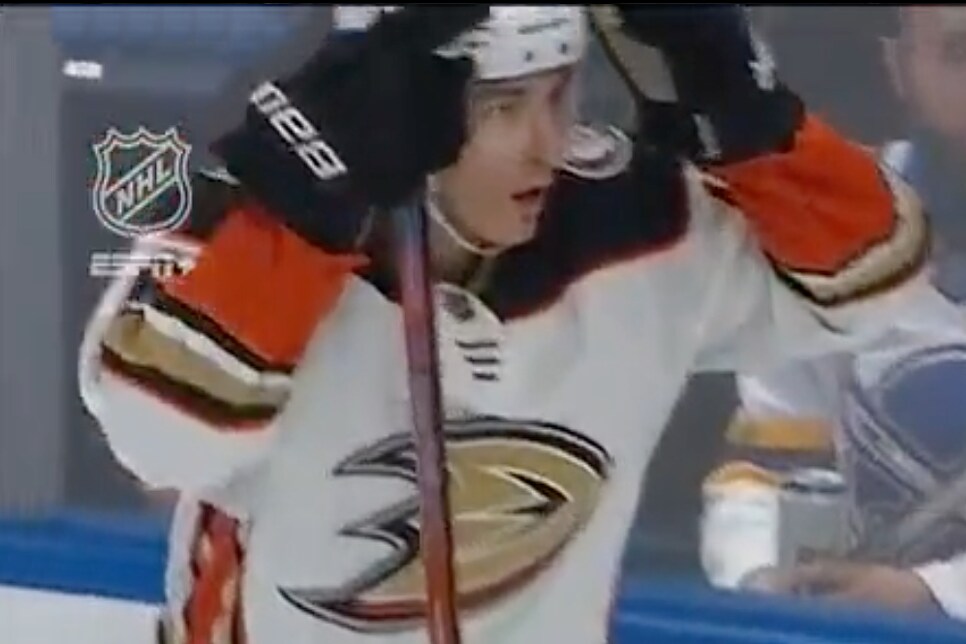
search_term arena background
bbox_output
[2,6,965,642]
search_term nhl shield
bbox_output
[91,127,192,239]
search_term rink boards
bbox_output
[3,511,966,643]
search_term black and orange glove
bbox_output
[212,7,490,252]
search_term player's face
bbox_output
[434,67,577,249]
[887,7,966,152]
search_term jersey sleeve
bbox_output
[692,114,966,374]
[915,552,966,619]
[79,170,366,497]
[708,114,926,307]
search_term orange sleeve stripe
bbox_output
[160,202,367,370]
[184,506,246,644]
[711,114,897,275]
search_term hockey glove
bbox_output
[212,6,490,252]
[590,5,804,165]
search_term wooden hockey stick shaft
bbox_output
[391,194,462,644]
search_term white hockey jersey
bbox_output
[700,139,966,619]
[80,116,956,644]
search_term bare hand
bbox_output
[742,560,943,614]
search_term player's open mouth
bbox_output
[512,186,548,206]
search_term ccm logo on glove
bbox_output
[251,81,348,182]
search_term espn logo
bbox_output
[89,250,196,280]
[251,82,348,182]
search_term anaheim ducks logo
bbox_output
[279,417,612,632]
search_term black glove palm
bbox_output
[592,5,803,164]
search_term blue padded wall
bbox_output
[3,511,966,643]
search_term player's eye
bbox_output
[479,97,523,120]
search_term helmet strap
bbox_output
[426,176,504,258]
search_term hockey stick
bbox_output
[390,193,462,644]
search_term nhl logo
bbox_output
[91,127,192,239]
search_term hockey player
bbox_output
[79,6,962,643]
[699,7,966,620]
